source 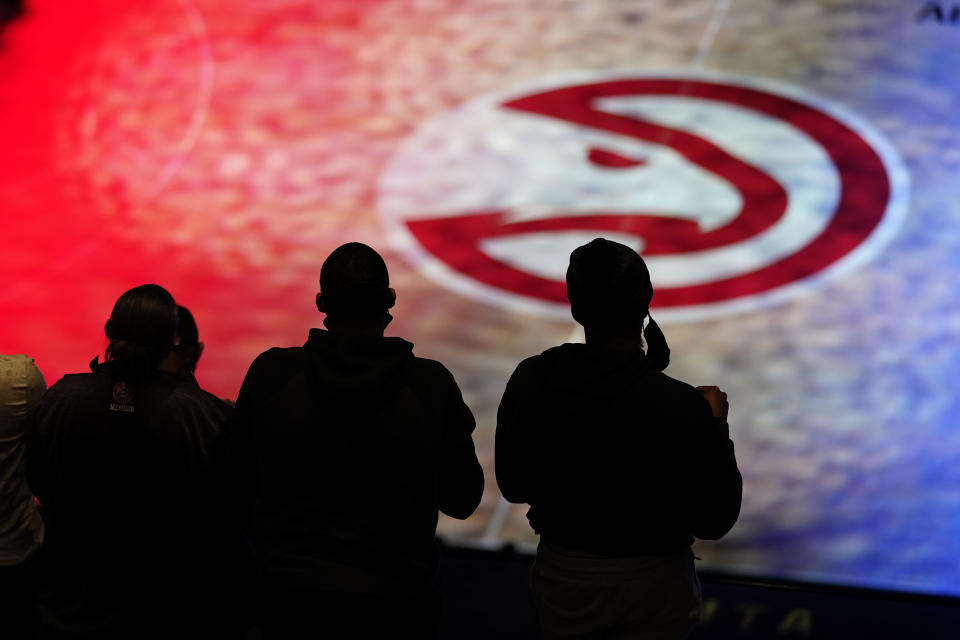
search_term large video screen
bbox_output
[3,0,959,597]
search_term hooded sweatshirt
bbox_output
[224,328,483,596]
[496,343,741,556]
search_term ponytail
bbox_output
[103,284,178,383]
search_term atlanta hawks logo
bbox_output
[377,71,909,321]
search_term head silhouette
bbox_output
[317,242,395,330]
[104,284,178,382]
[159,304,205,380]
[175,305,199,352]
[566,238,652,332]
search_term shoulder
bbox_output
[0,355,45,387]
[649,372,714,421]
[654,372,698,395]
[409,357,458,386]
[171,382,233,417]
[511,352,548,380]
[150,382,231,448]
[43,372,105,399]
[236,346,311,411]
[49,371,97,388]
[510,345,571,382]
[197,386,235,415]
[243,346,308,388]
[248,346,306,371]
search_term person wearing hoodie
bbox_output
[224,242,484,639]
[496,238,742,640]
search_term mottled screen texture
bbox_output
[2,0,959,597]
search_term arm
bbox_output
[437,366,484,520]
[688,389,742,540]
[494,359,538,505]
[210,354,272,525]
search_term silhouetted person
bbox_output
[159,303,250,637]
[27,285,232,639]
[496,238,742,639]
[223,242,484,639]
[0,355,46,639]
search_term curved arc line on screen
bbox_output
[377,69,910,325]
[0,0,217,307]
[691,0,733,70]
[138,0,215,207]
[0,1,212,204]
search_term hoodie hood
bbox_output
[302,328,415,407]
[540,343,654,402]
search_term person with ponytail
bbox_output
[27,284,234,639]
[496,239,742,640]
[102,284,179,384]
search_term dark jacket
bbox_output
[223,329,484,596]
[26,361,232,632]
[496,343,741,556]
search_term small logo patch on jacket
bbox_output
[110,382,135,411]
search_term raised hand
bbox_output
[695,385,729,420]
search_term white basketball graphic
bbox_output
[379,71,909,322]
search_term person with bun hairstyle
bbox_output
[27,285,232,639]
[496,238,742,640]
